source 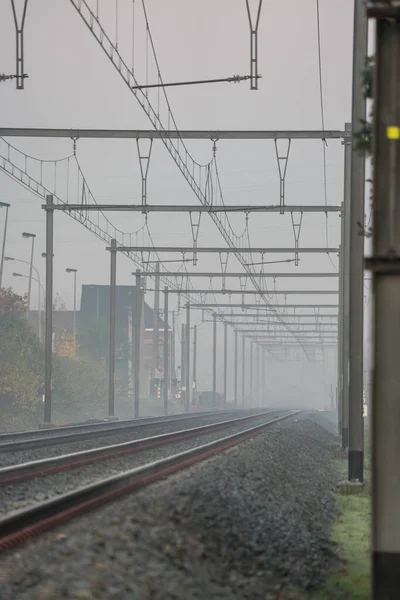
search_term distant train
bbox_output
[196,391,226,409]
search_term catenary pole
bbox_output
[242,335,246,406]
[134,269,141,417]
[223,321,228,404]
[151,262,160,381]
[348,0,367,481]
[185,302,190,408]
[163,287,169,416]
[44,195,54,423]
[342,122,352,448]
[234,330,238,406]
[108,240,117,418]
[367,6,400,596]
[213,312,217,404]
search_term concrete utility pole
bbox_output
[66,268,78,340]
[213,312,217,404]
[44,195,54,423]
[342,122,352,448]
[127,300,133,402]
[163,287,168,416]
[234,330,238,406]
[185,302,190,408]
[250,341,253,405]
[134,269,141,418]
[223,321,228,404]
[22,231,36,315]
[108,240,117,418]
[181,323,186,410]
[0,202,10,288]
[262,347,266,406]
[171,311,176,401]
[192,325,197,406]
[151,261,160,381]
[348,0,367,482]
[242,335,246,406]
[367,4,400,596]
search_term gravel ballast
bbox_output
[0,413,288,517]
[0,412,340,600]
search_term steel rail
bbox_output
[0,411,278,485]
[0,409,263,453]
[0,411,299,551]
[0,408,239,444]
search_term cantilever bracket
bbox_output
[10,0,29,90]
[291,211,303,266]
[274,138,291,212]
[245,0,263,90]
[189,212,201,266]
[219,252,229,291]
[136,138,153,211]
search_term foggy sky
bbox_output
[0,0,362,405]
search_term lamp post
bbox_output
[6,256,43,339]
[22,232,36,315]
[66,268,77,339]
[12,272,44,341]
[0,202,10,289]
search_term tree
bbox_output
[54,328,77,360]
[0,310,43,413]
[0,287,27,314]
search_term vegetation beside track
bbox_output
[312,428,371,600]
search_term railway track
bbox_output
[0,408,264,453]
[0,410,277,485]
[0,410,300,552]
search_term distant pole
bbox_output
[108,239,117,418]
[163,286,169,416]
[242,335,246,406]
[192,324,197,405]
[250,341,253,405]
[44,195,54,423]
[342,123,352,448]
[151,261,160,381]
[181,323,186,410]
[127,300,133,403]
[348,0,367,482]
[369,8,400,596]
[171,311,176,401]
[134,269,141,417]
[262,347,266,406]
[223,321,228,404]
[257,344,261,406]
[27,235,35,314]
[234,329,238,406]
[213,312,217,405]
[0,202,10,289]
[185,302,190,408]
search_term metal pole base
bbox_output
[348,449,363,482]
[373,552,400,600]
[342,427,349,450]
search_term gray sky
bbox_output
[0,0,357,404]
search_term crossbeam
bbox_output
[219,313,338,318]
[142,272,339,277]
[147,288,338,295]
[215,322,337,326]
[1,128,348,140]
[46,204,342,214]
[107,246,339,254]
[189,304,338,309]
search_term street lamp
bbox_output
[12,272,44,342]
[5,256,43,337]
[0,202,10,289]
[66,268,78,339]
[22,232,36,315]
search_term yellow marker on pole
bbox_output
[387,126,400,139]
